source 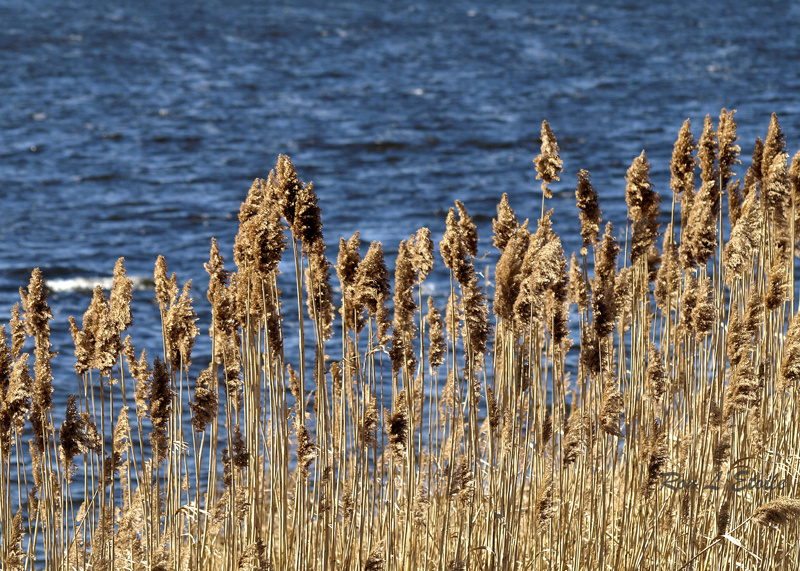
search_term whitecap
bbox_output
[47,276,152,293]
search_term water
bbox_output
[2,0,800,414]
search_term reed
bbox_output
[2,112,800,570]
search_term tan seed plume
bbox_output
[534,120,563,199]
[575,169,602,254]
[492,192,520,251]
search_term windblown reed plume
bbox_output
[534,120,562,200]
[426,297,446,369]
[492,193,520,251]
[575,169,601,254]
[591,221,619,338]
[719,109,742,224]
[752,497,800,527]
[625,151,661,264]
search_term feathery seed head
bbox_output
[268,154,303,227]
[410,227,435,279]
[575,169,601,253]
[493,193,519,251]
[698,114,718,188]
[426,297,446,369]
[718,108,741,193]
[109,258,133,332]
[455,201,478,257]
[10,303,24,360]
[534,120,562,199]
[762,113,786,181]
[671,118,697,199]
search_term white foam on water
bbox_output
[46,276,151,293]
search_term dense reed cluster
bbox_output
[2,111,800,570]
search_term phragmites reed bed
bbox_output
[4,112,800,571]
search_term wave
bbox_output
[46,275,153,293]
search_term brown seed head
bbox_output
[698,114,718,188]
[163,280,199,370]
[234,183,286,279]
[153,255,176,312]
[4,354,32,436]
[764,151,789,216]
[724,352,761,418]
[0,326,10,398]
[410,227,434,279]
[267,154,303,227]
[390,240,418,374]
[724,188,761,283]
[642,420,668,498]
[567,252,589,313]
[600,367,623,438]
[780,310,800,391]
[20,268,52,341]
[305,248,335,341]
[109,258,133,332]
[686,180,719,266]
[296,422,318,477]
[575,169,602,253]
[439,207,474,285]
[375,292,392,345]
[514,213,562,326]
[752,497,800,527]
[717,497,732,536]
[354,241,391,320]
[563,404,588,466]
[91,285,122,378]
[790,150,800,250]
[591,222,619,338]
[625,151,661,264]
[5,510,25,570]
[535,473,556,529]
[743,137,765,201]
[293,180,324,255]
[10,303,24,360]
[455,200,478,257]
[148,356,171,461]
[646,344,666,401]
[613,266,632,332]
[460,273,493,356]
[337,232,363,332]
[691,277,715,338]
[654,228,680,311]
[492,193,519,251]
[386,390,409,461]
[426,297,446,369]
[445,290,462,344]
[364,540,386,571]
[206,241,238,348]
[189,367,218,432]
[762,113,786,183]
[232,424,249,468]
[494,224,530,322]
[59,394,87,472]
[534,120,562,199]
[670,119,697,227]
[718,108,741,198]
[360,392,379,447]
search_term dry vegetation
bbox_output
[3,110,800,570]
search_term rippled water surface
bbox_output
[2,0,800,408]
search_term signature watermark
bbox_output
[660,465,787,492]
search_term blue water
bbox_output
[2,0,800,412]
